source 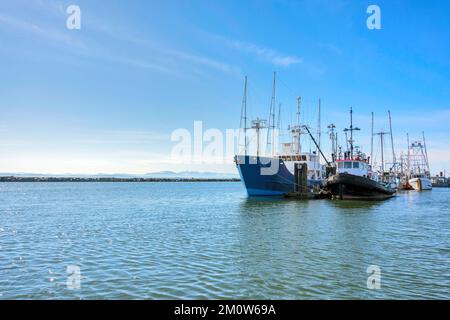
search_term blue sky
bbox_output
[0,0,449,174]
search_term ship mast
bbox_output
[252,118,267,157]
[407,133,410,177]
[296,96,301,154]
[239,76,248,156]
[371,112,374,166]
[344,131,349,152]
[374,130,390,173]
[422,131,430,173]
[267,72,277,156]
[276,103,281,155]
[388,110,396,171]
[343,107,360,159]
[327,123,336,162]
[277,103,281,130]
[317,98,321,157]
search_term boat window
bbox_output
[344,162,352,168]
[353,162,360,169]
[338,162,344,168]
[302,155,307,161]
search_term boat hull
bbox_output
[409,177,432,191]
[235,155,322,196]
[326,173,396,200]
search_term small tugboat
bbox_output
[327,159,397,200]
[326,108,396,200]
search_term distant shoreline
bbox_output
[0,176,241,182]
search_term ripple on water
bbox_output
[0,182,449,299]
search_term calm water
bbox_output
[0,182,449,299]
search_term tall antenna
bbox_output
[276,103,281,155]
[388,110,396,170]
[407,133,410,176]
[343,107,360,158]
[239,76,248,156]
[277,103,281,130]
[422,131,430,173]
[252,118,267,157]
[267,72,277,156]
[335,131,338,159]
[296,96,301,154]
[317,98,321,156]
[327,123,336,162]
[371,112,374,166]
[344,131,349,152]
[374,130,390,172]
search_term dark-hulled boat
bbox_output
[325,107,396,200]
[326,160,396,200]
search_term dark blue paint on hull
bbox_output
[236,155,321,196]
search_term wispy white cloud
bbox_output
[72,130,170,145]
[101,54,183,76]
[164,49,241,76]
[1,7,241,79]
[391,109,450,127]
[230,40,302,67]
[33,0,65,15]
[201,32,302,67]
[0,128,170,146]
[0,13,87,50]
[318,43,343,55]
[82,17,242,76]
[0,14,180,76]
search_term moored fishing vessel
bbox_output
[234,74,325,196]
[409,176,432,191]
[327,159,396,200]
[326,108,396,200]
[235,152,324,196]
[401,133,432,191]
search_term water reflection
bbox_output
[1,182,449,299]
[239,197,317,214]
[235,195,390,298]
[328,199,385,212]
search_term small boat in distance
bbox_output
[403,133,432,191]
[431,173,448,188]
[409,175,432,191]
[325,108,396,200]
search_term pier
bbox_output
[284,163,331,199]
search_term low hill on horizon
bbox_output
[0,171,240,179]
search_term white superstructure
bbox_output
[402,132,432,191]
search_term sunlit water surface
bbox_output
[0,182,449,299]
